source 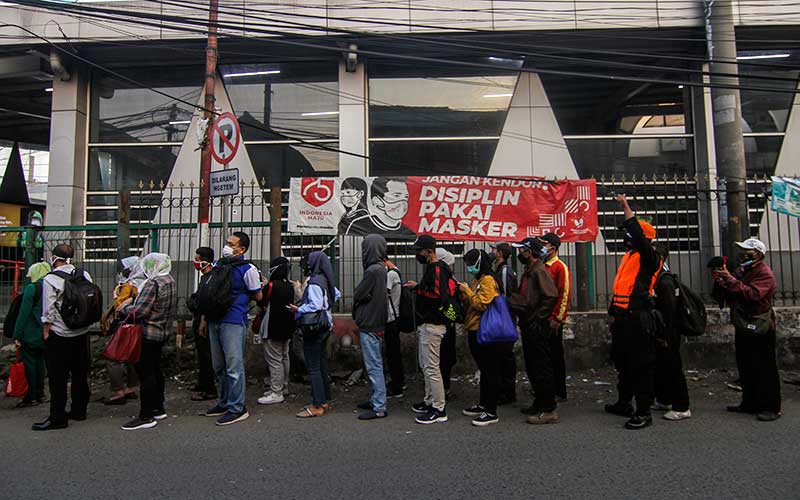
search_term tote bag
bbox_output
[103,315,143,364]
[4,349,29,399]
[477,295,519,345]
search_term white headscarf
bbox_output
[436,248,456,269]
[127,253,172,292]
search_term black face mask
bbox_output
[302,265,311,277]
[738,253,757,267]
[517,253,530,265]
[416,253,429,265]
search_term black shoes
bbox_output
[605,402,635,418]
[756,411,781,422]
[726,405,757,414]
[358,410,388,420]
[121,417,158,431]
[357,401,372,411]
[32,419,68,431]
[624,415,653,430]
[66,411,87,421]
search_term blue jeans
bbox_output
[209,322,247,414]
[360,331,387,413]
[303,331,331,407]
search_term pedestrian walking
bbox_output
[353,235,389,420]
[291,251,339,418]
[12,261,50,408]
[202,232,263,426]
[490,242,518,405]
[257,256,298,406]
[102,256,140,406]
[436,247,459,398]
[539,233,571,401]
[118,253,177,431]
[605,194,663,430]
[405,235,454,425]
[188,247,217,402]
[509,238,559,425]
[384,257,405,399]
[713,237,781,422]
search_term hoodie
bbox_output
[353,234,389,332]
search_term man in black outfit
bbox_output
[490,242,518,405]
[190,247,217,401]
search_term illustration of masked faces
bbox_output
[340,188,364,212]
[373,180,409,222]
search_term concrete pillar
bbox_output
[46,68,89,226]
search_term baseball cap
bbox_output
[734,237,767,255]
[489,242,513,259]
[538,233,561,249]
[411,234,436,251]
[512,237,544,253]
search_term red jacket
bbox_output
[715,260,777,317]
[544,256,571,323]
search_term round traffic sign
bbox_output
[210,112,241,165]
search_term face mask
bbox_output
[738,253,757,267]
[193,261,208,272]
[222,245,235,258]
[341,195,358,209]
[539,247,549,259]
[380,199,408,220]
[467,264,479,275]
[303,265,311,277]
[416,253,429,265]
[518,253,530,265]
[50,256,65,267]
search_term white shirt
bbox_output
[42,264,93,337]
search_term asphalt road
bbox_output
[1,370,798,500]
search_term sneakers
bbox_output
[663,409,692,421]
[121,417,157,431]
[471,412,499,427]
[605,402,635,418]
[624,414,653,430]
[412,402,433,414]
[651,401,672,412]
[462,405,486,417]
[358,410,388,420]
[257,392,285,405]
[204,405,227,417]
[216,410,250,426]
[756,411,781,422]
[386,387,405,399]
[527,411,560,425]
[153,411,168,421]
[415,408,448,425]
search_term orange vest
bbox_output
[611,251,661,310]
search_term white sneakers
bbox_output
[257,392,285,405]
[663,409,692,421]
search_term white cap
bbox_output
[734,237,767,255]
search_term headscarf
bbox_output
[128,253,172,292]
[306,251,335,304]
[27,261,51,283]
[118,256,143,288]
[436,248,455,270]
[269,256,290,282]
[464,249,492,279]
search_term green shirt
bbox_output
[13,282,45,348]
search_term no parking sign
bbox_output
[210,112,241,165]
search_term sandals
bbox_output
[296,405,326,418]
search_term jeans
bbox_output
[303,331,331,407]
[384,321,405,393]
[736,330,781,413]
[45,334,90,424]
[654,333,690,412]
[209,322,248,414]
[108,361,139,393]
[264,339,290,394]
[418,323,447,411]
[193,317,216,394]
[520,321,557,412]
[610,310,657,416]
[360,331,387,412]
[467,330,513,415]
[135,339,165,419]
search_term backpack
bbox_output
[657,271,707,337]
[3,284,43,339]
[52,269,104,330]
[436,265,465,324]
[388,268,416,333]
[195,260,253,322]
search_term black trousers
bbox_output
[384,321,405,392]
[45,333,90,424]
[735,330,781,413]
[468,330,513,414]
[499,343,517,403]
[440,322,457,392]
[135,339,165,419]
[520,321,557,412]
[193,319,216,394]
[551,325,567,399]
[610,310,657,416]
[654,333,690,412]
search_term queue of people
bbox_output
[6,211,783,432]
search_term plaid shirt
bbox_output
[125,275,177,342]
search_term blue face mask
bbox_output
[539,247,549,259]
[467,264,479,275]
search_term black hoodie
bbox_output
[352,234,389,332]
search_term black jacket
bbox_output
[415,261,453,326]
[259,279,297,341]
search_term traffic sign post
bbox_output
[209,112,241,238]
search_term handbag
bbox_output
[477,295,519,345]
[732,306,772,337]
[103,313,143,364]
[4,348,29,399]
[297,310,331,339]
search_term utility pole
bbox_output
[198,0,219,247]
[705,0,750,258]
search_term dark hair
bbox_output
[655,243,669,261]
[196,246,214,262]
[464,248,492,278]
[232,231,250,251]
[342,177,368,210]
[53,243,74,259]
[371,177,405,200]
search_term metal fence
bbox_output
[2,174,799,325]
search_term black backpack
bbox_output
[437,266,465,324]
[195,260,253,321]
[388,268,416,333]
[53,269,104,330]
[657,272,707,337]
[3,283,43,339]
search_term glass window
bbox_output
[90,67,203,144]
[369,61,517,138]
[565,138,694,179]
[88,146,180,192]
[744,136,783,177]
[369,140,498,177]
[245,143,339,188]
[222,62,339,141]
[738,51,799,133]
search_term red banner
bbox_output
[288,176,598,242]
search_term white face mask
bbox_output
[50,256,66,267]
[221,245,235,258]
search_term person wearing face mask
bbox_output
[489,242,518,405]
[436,247,459,398]
[538,233,571,401]
[348,178,416,239]
[605,194,663,430]
[338,177,370,235]
[459,249,510,427]
[509,238,559,425]
[257,257,299,406]
[404,235,454,425]
[188,247,217,402]
[712,238,781,422]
